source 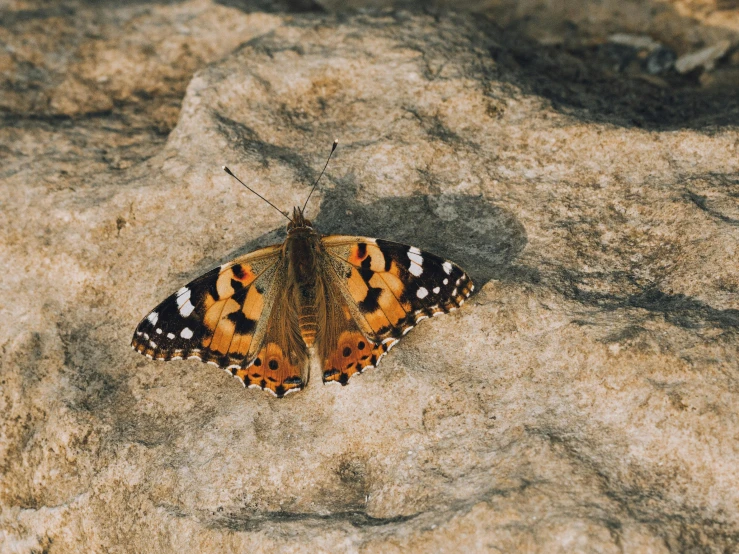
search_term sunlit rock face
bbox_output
[1,2,738,553]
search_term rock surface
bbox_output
[2,2,739,553]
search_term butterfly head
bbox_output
[287,206,313,233]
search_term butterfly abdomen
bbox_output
[287,230,323,348]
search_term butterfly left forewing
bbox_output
[318,235,474,385]
[132,244,282,368]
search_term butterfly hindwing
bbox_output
[234,277,308,397]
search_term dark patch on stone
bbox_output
[213,113,317,182]
[686,191,739,226]
[207,507,417,532]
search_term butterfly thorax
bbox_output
[285,209,322,347]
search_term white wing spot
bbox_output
[180,327,194,339]
[156,328,162,334]
[179,300,195,317]
[167,332,175,340]
[417,287,429,299]
[452,288,458,296]
[433,286,440,294]
[403,326,415,335]
[409,262,423,277]
[443,278,449,285]
[176,288,191,307]
[408,251,423,265]
[149,340,157,348]
[409,246,421,255]
[147,312,159,325]
[442,262,453,275]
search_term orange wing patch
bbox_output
[347,243,387,272]
[203,298,240,354]
[235,342,303,397]
[322,331,388,385]
[345,266,394,332]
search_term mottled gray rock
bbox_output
[2,2,739,553]
[675,40,732,73]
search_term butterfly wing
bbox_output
[233,275,309,397]
[131,244,306,397]
[318,236,474,384]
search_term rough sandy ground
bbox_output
[1,1,738,552]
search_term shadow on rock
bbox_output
[228,173,527,290]
[484,21,739,130]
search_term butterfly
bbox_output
[131,141,474,397]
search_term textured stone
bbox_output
[675,40,732,73]
[2,2,739,553]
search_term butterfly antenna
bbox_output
[222,166,291,222]
[302,138,338,213]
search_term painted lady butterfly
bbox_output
[132,142,473,397]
